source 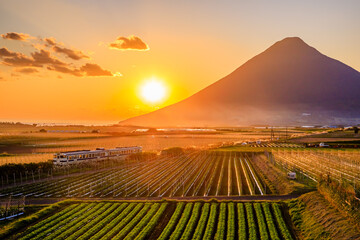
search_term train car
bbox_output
[53,146,142,165]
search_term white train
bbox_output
[53,146,142,165]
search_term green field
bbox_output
[2,201,295,240]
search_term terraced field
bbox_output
[9,201,294,240]
[0,151,267,198]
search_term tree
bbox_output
[160,147,184,156]
[354,126,359,134]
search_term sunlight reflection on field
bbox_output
[0,133,271,165]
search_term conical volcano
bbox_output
[121,37,360,127]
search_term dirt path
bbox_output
[25,193,304,205]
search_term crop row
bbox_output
[19,202,167,240]
[0,151,267,198]
[158,202,294,240]
[16,201,294,240]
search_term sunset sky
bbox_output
[0,0,359,124]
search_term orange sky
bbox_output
[0,0,359,124]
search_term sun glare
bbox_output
[140,78,167,103]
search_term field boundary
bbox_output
[21,193,306,205]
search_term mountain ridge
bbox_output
[121,37,360,127]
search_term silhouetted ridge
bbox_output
[121,37,360,127]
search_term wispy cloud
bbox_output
[47,65,82,77]
[0,33,121,78]
[41,37,89,60]
[53,45,89,60]
[47,63,118,77]
[15,68,39,74]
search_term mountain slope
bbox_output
[121,37,360,127]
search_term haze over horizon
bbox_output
[0,0,360,125]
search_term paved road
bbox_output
[25,193,303,205]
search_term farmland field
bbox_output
[0,151,268,198]
[271,148,360,185]
[1,125,360,240]
[0,133,264,165]
[4,201,294,240]
[0,123,311,165]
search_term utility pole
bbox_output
[270,127,275,142]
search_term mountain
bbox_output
[121,37,360,127]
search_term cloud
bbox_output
[0,48,39,67]
[109,35,149,51]
[0,48,66,68]
[47,63,116,77]
[31,49,66,66]
[80,63,113,76]
[11,73,20,77]
[0,47,18,57]
[53,46,89,60]
[1,33,121,78]
[41,37,89,60]
[2,56,36,67]
[47,65,82,77]
[1,48,115,77]
[1,32,32,41]
[0,48,65,68]
[43,37,57,46]
[16,68,39,74]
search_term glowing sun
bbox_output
[140,78,167,103]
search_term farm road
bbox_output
[25,193,304,205]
